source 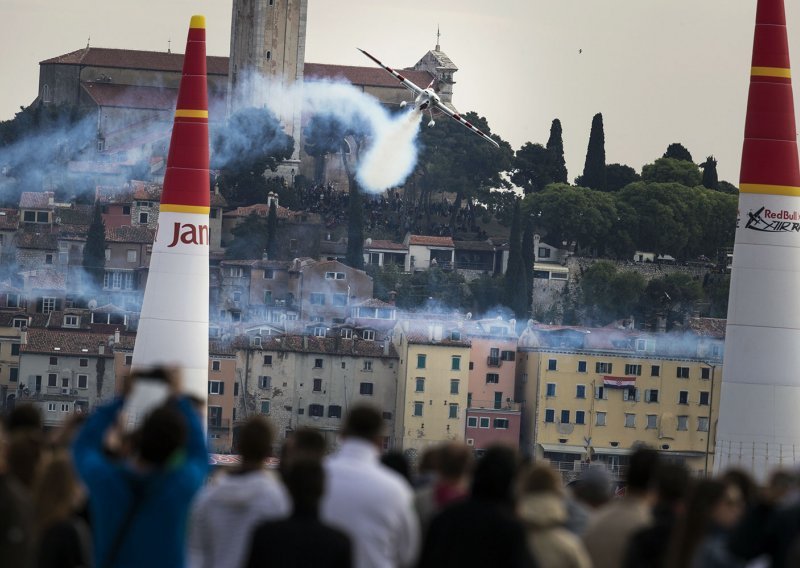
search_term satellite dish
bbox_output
[88,299,98,309]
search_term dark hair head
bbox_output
[285,458,325,514]
[342,405,383,442]
[471,445,520,506]
[136,404,187,466]
[417,446,441,475]
[654,462,691,506]
[5,404,42,433]
[571,465,613,508]
[236,416,274,464]
[381,451,411,483]
[721,468,758,506]
[626,447,660,492]
[523,464,563,496]
[437,442,473,481]
[279,428,326,481]
[666,480,728,568]
[7,430,44,489]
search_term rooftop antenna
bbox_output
[86,36,91,49]
[168,38,172,53]
[435,26,441,51]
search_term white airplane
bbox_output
[357,48,500,148]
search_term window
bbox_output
[309,404,324,417]
[701,367,711,380]
[37,212,48,223]
[328,405,342,418]
[127,249,137,263]
[212,360,221,372]
[636,339,655,352]
[698,417,710,432]
[260,400,271,415]
[11,344,20,356]
[413,401,424,417]
[560,410,570,424]
[596,362,613,374]
[259,376,272,389]
[595,386,608,400]
[577,360,587,373]
[64,315,79,328]
[623,387,640,402]
[382,412,393,420]
[538,246,551,258]
[325,272,346,280]
[79,358,88,367]
[417,354,427,368]
[575,411,586,425]
[310,293,325,305]
[677,367,690,379]
[6,293,20,308]
[232,291,242,302]
[501,350,516,361]
[23,211,36,222]
[494,418,509,429]
[313,327,326,338]
[651,365,661,377]
[49,356,58,366]
[47,403,56,412]
[125,355,133,366]
[548,359,557,371]
[341,329,353,339]
[45,254,53,265]
[677,416,689,431]
[264,355,273,366]
[77,375,88,389]
[333,293,348,307]
[679,391,689,405]
[625,413,636,428]
[9,368,18,382]
[62,377,69,388]
[645,389,659,403]
[42,297,56,314]
[234,383,240,396]
[362,330,375,341]
[122,205,131,215]
[363,360,373,371]
[448,403,459,419]
[625,364,642,376]
[139,212,149,224]
[596,411,607,426]
[415,378,425,392]
[546,383,556,397]
[451,356,461,371]
[646,415,658,429]
[576,385,586,399]
[13,318,27,329]
[208,381,224,395]
[545,409,555,423]
[699,391,710,406]
[264,269,274,279]
[313,379,322,392]
[467,416,478,428]
[314,358,323,369]
[486,373,499,384]
[360,382,374,396]
[450,379,460,395]
[479,417,491,428]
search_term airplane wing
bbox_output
[434,103,501,148]
[357,48,423,96]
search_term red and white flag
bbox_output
[603,376,636,388]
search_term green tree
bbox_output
[700,156,719,190]
[663,143,693,162]
[717,181,739,195]
[640,273,703,329]
[641,157,702,186]
[346,180,365,270]
[580,262,645,325]
[468,274,506,314]
[546,118,568,183]
[303,114,354,184]
[504,199,529,317]
[578,113,606,191]
[605,163,640,192]
[521,216,535,316]
[82,204,106,290]
[512,143,555,194]
[266,200,278,259]
[225,213,268,259]
[703,273,730,318]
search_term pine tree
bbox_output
[581,113,607,191]
[266,199,278,259]
[521,215,535,318]
[546,118,568,183]
[700,156,719,190]
[346,182,364,270]
[663,143,693,163]
[83,203,106,290]
[504,199,529,318]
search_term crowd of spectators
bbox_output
[5,370,800,567]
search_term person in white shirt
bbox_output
[321,405,420,568]
[188,416,290,568]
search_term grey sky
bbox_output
[1,0,797,184]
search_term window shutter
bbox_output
[645,389,651,402]
[595,386,601,399]
[219,382,224,395]
[636,388,641,402]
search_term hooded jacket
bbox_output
[520,493,593,568]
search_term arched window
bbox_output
[266,51,271,61]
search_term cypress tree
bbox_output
[346,182,364,270]
[266,199,278,259]
[504,199,529,318]
[521,215,535,318]
[546,118,568,183]
[663,143,693,163]
[83,203,106,290]
[581,113,607,191]
[701,156,719,190]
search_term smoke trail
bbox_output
[356,109,421,193]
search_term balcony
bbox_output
[487,356,501,367]
[468,400,521,412]
[207,418,231,430]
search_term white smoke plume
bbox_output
[356,109,421,193]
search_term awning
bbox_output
[538,443,586,455]
[603,376,636,388]
[592,447,633,456]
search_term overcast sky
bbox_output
[1,0,797,183]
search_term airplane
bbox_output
[357,48,500,148]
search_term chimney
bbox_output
[98,343,105,355]
[19,329,27,345]
[383,340,390,356]
[262,252,269,261]
[428,324,434,342]
[114,328,120,344]
[388,290,397,305]
[303,335,308,350]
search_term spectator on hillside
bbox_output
[414,442,473,533]
[188,416,289,568]
[417,445,538,568]
[320,404,419,568]
[583,448,660,568]
[72,368,208,568]
[247,458,352,568]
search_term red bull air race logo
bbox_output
[744,207,800,233]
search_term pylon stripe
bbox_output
[751,66,792,78]
[160,204,211,214]
[190,15,206,29]
[175,109,208,118]
[740,183,800,196]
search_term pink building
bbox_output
[464,319,522,453]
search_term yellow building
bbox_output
[393,320,471,462]
[516,322,724,477]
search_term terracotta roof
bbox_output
[41,47,229,76]
[19,192,54,209]
[96,186,134,204]
[0,311,28,327]
[408,235,455,247]
[105,226,155,244]
[687,317,727,339]
[81,82,177,110]
[305,63,434,90]
[0,209,19,230]
[55,206,93,227]
[21,328,115,357]
[238,334,398,359]
[365,239,406,251]
[16,232,58,250]
[405,332,471,348]
[210,192,228,207]
[209,341,237,357]
[355,298,396,309]
[131,181,163,201]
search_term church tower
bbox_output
[413,30,458,106]
[228,0,308,163]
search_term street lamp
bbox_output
[702,362,717,477]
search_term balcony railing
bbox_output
[548,460,628,480]
[487,356,501,367]
[468,400,521,412]
[207,418,231,430]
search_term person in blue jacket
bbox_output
[72,369,208,568]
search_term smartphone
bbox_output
[121,373,171,432]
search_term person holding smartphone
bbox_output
[72,367,209,568]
